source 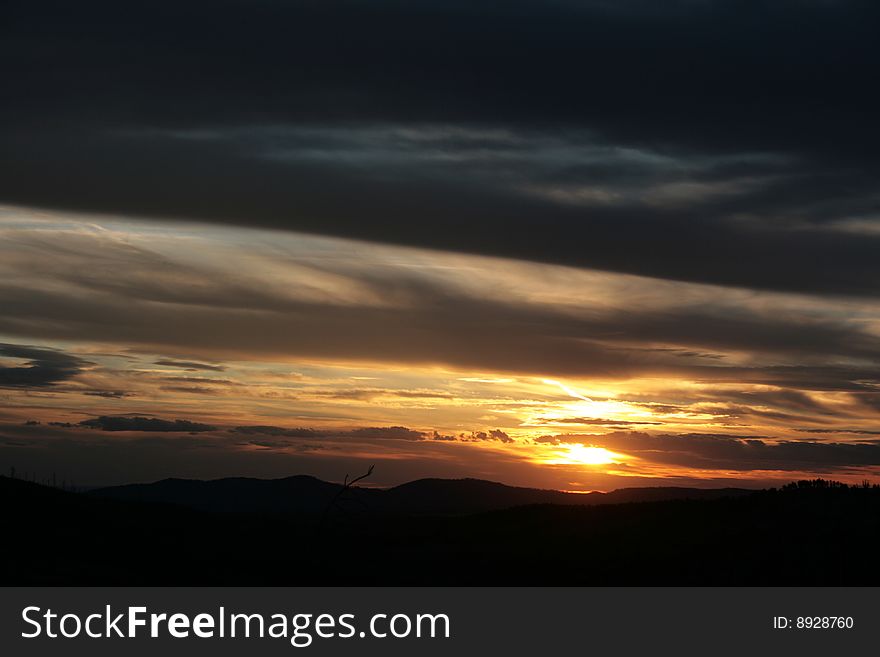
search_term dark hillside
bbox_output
[3,476,878,585]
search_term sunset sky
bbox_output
[3,1,880,489]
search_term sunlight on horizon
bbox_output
[541,444,627,466]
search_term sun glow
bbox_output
[543,443,627,466]
[537,378,654,423]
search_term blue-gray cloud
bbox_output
[3,1,880,296]
[0,344,85,388]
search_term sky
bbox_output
[2,1,880,489]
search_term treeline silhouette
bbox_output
[6,465,80,492]
[781,478,879,490]
[2,474,879,585]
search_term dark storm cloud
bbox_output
[80,416,217,432]
[3,1,880,296]
[0,344,86,388]
[539,431,880,471]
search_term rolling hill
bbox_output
[88,475,754,515]
[6,475,879,585]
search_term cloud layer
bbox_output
[3,213,880,395]
[3,1,880,295]
[3,3,880,489]
[0,344,86,388]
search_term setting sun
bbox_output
[543,444,626,466]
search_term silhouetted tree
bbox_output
[782,478,852,491]
[320,464,375,529]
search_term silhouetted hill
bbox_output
[89,475,753,515]
[89,474,368,514]
[4,475,880,585]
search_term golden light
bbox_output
[538,378,653,422]
[543,443,627,466]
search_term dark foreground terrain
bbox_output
[2,475,878,585]
[88,474,753,514]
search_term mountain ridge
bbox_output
[88,474,756,515]
[5,475,880,585]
